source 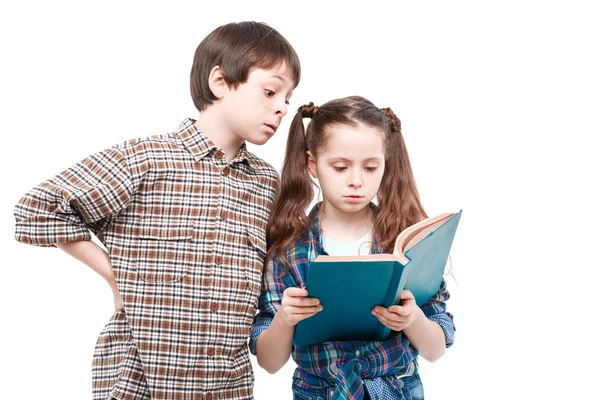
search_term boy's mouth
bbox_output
[264,123,278,132]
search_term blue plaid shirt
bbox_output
[250,203,455,399]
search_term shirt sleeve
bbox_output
[420,278,456,348]
[14,147,134,247]
[249,256,298,355]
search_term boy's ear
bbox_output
[307,151,317,178]
[208,65,229,99]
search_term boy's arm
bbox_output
[15,147,134,246]
[56,240,123,312]
[15,147,139,309]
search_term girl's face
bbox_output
[308,123,385,218]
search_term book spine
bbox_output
[373,262,407,341]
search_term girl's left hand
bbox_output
[372,290,417,332]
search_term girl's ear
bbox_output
[208,65,229,99]
[307,151,318,178]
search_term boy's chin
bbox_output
[245,135,272,146]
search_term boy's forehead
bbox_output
[249,63,294,83]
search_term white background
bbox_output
[1,1,598,398]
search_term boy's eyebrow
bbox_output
[266,74,294,86]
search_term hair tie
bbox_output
[299,102,319,119]
[381,107,401,132]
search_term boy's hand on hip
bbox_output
[114,291,124,313]
[372,290,417,332]
[277,287,323,327]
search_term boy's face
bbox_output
[221,62,295,146]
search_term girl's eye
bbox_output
[365,166,378,172]
[264,89,275,97]
[333,166,347,172]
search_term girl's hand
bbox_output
[372,290,417,332]
[276,287,323,327]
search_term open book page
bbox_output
[314,212,457,264]
[393,213,455,263]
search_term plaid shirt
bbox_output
[250,203,455,400]
[14,119,278,400]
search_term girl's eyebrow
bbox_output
[328,157,383,163]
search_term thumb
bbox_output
[400,290,415,301]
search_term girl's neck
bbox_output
[318,202,373,241]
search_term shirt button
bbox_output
[207,347,215,356]
[214,150,224,159]
[220,211,227,220]
[205,393,212,400]
[355,350,361,356]
[223,167,229,176]
[215,255,222,265]
[210,302,219,312]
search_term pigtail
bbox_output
[374,107,427,253]
[265,103,318,274]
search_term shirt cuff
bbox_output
[15,220,92,247]
[249,312,273,356]
[427,313,455,348]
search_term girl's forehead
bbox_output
[320,124,385,158]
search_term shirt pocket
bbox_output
[126,164,200,283]
[133,223,194,283]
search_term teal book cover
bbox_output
[293,210,462,347]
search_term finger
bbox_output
[372,312,402,331]
[400,290,415,301]
[283,296,321,307]
[284,305,323,315]
[388,305,410,317]
[284,287,309,297]
[375,308,405,323]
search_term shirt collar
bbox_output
[175,118,258,170]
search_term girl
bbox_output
[249,96,455,400]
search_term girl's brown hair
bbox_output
[266,96,427,273]
[190,21,301,112]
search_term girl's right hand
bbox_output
[276,287,323,327]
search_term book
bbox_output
[292,210,462,347]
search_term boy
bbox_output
[14,21,300,400]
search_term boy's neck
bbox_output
[318,203,373,241]
[193,108,245,163]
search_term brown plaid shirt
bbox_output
[14,119,278,400]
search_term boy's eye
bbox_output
[264,89,275,97]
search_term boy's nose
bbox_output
[275,98,288,117]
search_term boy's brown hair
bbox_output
[190,21,301,112]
